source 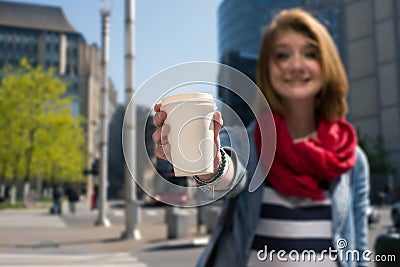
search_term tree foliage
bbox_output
[0,59,86,184]
[358,131,397,176]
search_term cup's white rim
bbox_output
[161,92,215,106]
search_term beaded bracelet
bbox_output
[193,148,226,199]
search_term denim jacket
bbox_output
[196,123,370,267]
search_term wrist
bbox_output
[193,148,226,185]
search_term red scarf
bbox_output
[255,113,357,200]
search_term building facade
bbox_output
[218,0,400,198]
[0,1,118,197]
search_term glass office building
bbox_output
[218,0,341,60]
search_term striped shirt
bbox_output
[247,182,337,267]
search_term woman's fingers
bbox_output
[154,103,161,112]
[153,104,166,128]
[154,144,167,160]
[153,125,171,161]
[154,141,172,161]
[213,111,223,149]
[160,124,170,145]
[213,111,223,139]
[152,103,171,160]
[152,124,170,143]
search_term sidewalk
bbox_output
[1,201,395,266]
[0,253,147,267]
[0,200,209,252]
[0,200,208,266]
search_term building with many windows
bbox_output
[0,1,118,197]
[217,0,400,198]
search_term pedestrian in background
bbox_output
[91,185,98,210]
[65,184,79,214]
[51,184,63,215]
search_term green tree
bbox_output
[0,59,86,188]
[358,133,397,176]
[358,131,398,204]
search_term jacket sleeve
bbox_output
[202,125,249,200]
[220,146,247,198]
[352,146,370,267]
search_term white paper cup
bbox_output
[161,92,217,176]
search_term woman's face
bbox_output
[269,30,322,105]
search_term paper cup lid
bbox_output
[161,92,215,106]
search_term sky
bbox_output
[5,0,223,106]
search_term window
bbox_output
[71,101,80,117]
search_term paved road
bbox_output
[134,246,203,267]
[0,252,147,267]
[0,202,205,267]
[0,202,396,267]
[367,206,398,267]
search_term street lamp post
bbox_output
[121,0,141,240]
[95,1,111,227]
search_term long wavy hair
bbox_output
[257,8,349,121]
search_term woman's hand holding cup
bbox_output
[152,103,224,181]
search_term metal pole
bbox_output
[95,3,111,227]
[121,0,140,239]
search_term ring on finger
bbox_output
[155,142,162,148]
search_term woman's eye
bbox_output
[304,51,319,59]
[275,52,290,60]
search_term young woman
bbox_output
[153,8,369,267]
